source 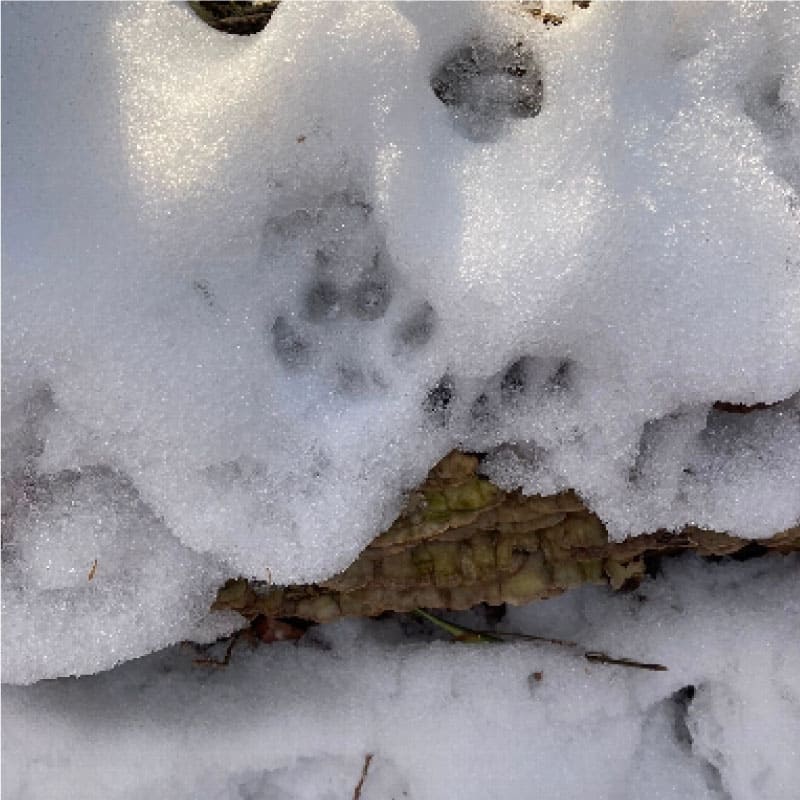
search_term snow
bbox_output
[3,555,799,800]
[2,2,800,787]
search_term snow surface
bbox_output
[2,4,800,797]
[2,0,800,686]
[3,555,800,800]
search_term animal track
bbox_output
[499,356,574,406]
[264,193,440,399]
[349,255,393,321]
[270,315,310,369]
[395,302,437,350]
[192,278,216,308]
[740,60,800,205]
[469,392,493,425]
[303,278,341,322]
[2,384,56,564]
[263,194,583,434]
[431,38,544,141]
[5,465,168,592]
[500,358,527,400]
[669,685,729,797]
[424,374,455,426]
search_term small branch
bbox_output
[193,632,241,668]
[353,753,373,800]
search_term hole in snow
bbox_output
[671,684,697,748]
[270,316,310,369]
[743,73,793,139]
[470,392,493,425]
[424,375,455,426]
[500,358,528,401]
[348,255,393,321]
[304,279,342,322]
[699,391,800,455]
[500,356,574,405]
[547,359,573,393]
[337,362,367,394]
[395,302,437,350]
[740,67,800,202]
[669,684,729,796]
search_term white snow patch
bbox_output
[2,1,799,684]
[3,556,799,800]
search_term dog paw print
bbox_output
[431,38,544,142]
[264,194,439,396]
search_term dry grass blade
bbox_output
[415,609,668,672]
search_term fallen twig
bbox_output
[192,615,307,668]
[353,753,373,800]
[192,631,242,668]
[584,651,667,671]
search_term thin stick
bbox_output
[481,629,580,649]
[413,609,668,672]
[584,651,667,672]
[353,753,373,800]
[193,630,242,668]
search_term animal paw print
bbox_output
[422,356,574,430]
[265,194,439,395]
[431,38,544,142]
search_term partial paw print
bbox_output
[422,355,574,430]
[2,384,56,567]
[264,193,439,396]
[741,67,800,207]
[431,37,544,142]
[4,464,161,592]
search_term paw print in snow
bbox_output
[265,194,438,395]
[432,38,544,142]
